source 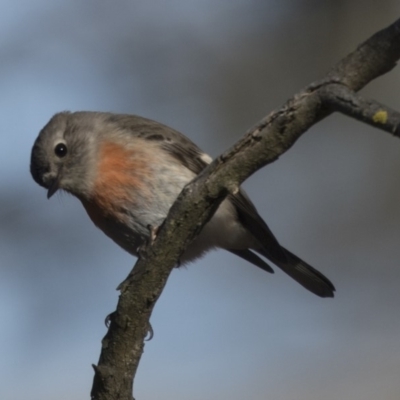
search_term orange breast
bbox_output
[81,140,153,226]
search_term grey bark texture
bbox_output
[90,18,400,400]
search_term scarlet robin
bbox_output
[30,111,335,297]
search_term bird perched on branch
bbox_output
[30,111,335,298]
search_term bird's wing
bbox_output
[130,115,287,260]
[125,116,280,271]
[228,190,288,262]
[113,113,209,173]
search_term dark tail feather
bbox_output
[228,249,274,273]
[255,247,335,298]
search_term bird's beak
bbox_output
[47,176,60,199]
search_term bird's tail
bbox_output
[255,247,335,298]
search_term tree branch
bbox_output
[91,18,400,400]
[319,84,400,136]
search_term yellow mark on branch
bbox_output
[372,110,388,124]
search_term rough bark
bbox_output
[91,18,400,400]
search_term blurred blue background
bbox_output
[1,1,400,399]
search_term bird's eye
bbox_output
[54,142,68,158]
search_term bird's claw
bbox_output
[147,224,160,245]
[105,311,117,328]
[145,322,154,341]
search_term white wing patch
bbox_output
[200,153,213,164]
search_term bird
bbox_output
[30,111,335,298]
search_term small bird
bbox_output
[30,111,335,297]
